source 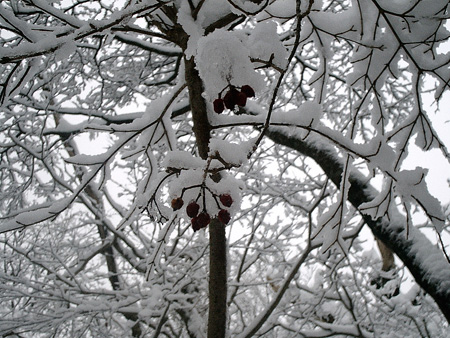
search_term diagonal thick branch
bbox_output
[264,128,450,322]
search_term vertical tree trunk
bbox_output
[184,56,228,336]
[184,56,211,160]
[208,219,228,338]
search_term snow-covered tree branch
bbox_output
[1,0,449,336]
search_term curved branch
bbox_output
[264,127,450,322]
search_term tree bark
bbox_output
[208,219,228,338]
[184,56,228,337]
[184,56,211,159]
[264,128,450,323]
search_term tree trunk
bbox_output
[184,56,211,160]
[208,219,228,338]
[184,56,228,336]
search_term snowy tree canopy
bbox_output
[0,0,449,337]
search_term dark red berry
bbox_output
[213,98,225,114]
[171,197,184,211]
[191,217,202,231]
[197,212,211,228]
[218,209,231,224]
[223,88,239,110]
[186,201,200,218]
[219,194,233,207]
[241,85,255,98]
[235,91,247,107]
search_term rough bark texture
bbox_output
[264,128,450,323]
[184,56,228,337]
[184,56,211,159]
[208,219,228,338]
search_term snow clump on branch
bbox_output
[196,29,264,100]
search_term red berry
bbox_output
[197,212,211,228]
[218,209,231,224]
[186,201,200,218]
[223,88,238,110]
[219,194,233,207]
[241,85,255,98]
[191,217,202,232]
[235,91,247,107]
[171,197,184,211]
[191,217,202,231]
[213,98,225,114]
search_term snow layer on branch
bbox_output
[1,198,71,233]
[384,209,450,296]
[196,0,232,28]
[54,40,77,61]
[196,29,264,100]
[313,157,354,257]
[346,0,449,89]
[273,101,323,127]
[66,152,111,165]
[227,0,265,15]
[359,180,393,220]
[247,21,288,70]
[209,138,252,166]
[1,58,43,105]
[163,151,206,170]
[299,2,360,97]
[378,0,449,50]
[314,202,351,257]
[210,109,265,127]
[362,138,445,230]
[177,1,204,58]
[394,168,445,231]
[365,136,397,173]
[307,1,358,40]
[259,0,295,19]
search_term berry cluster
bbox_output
[213,85,255,114]
[171,194,233,232]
